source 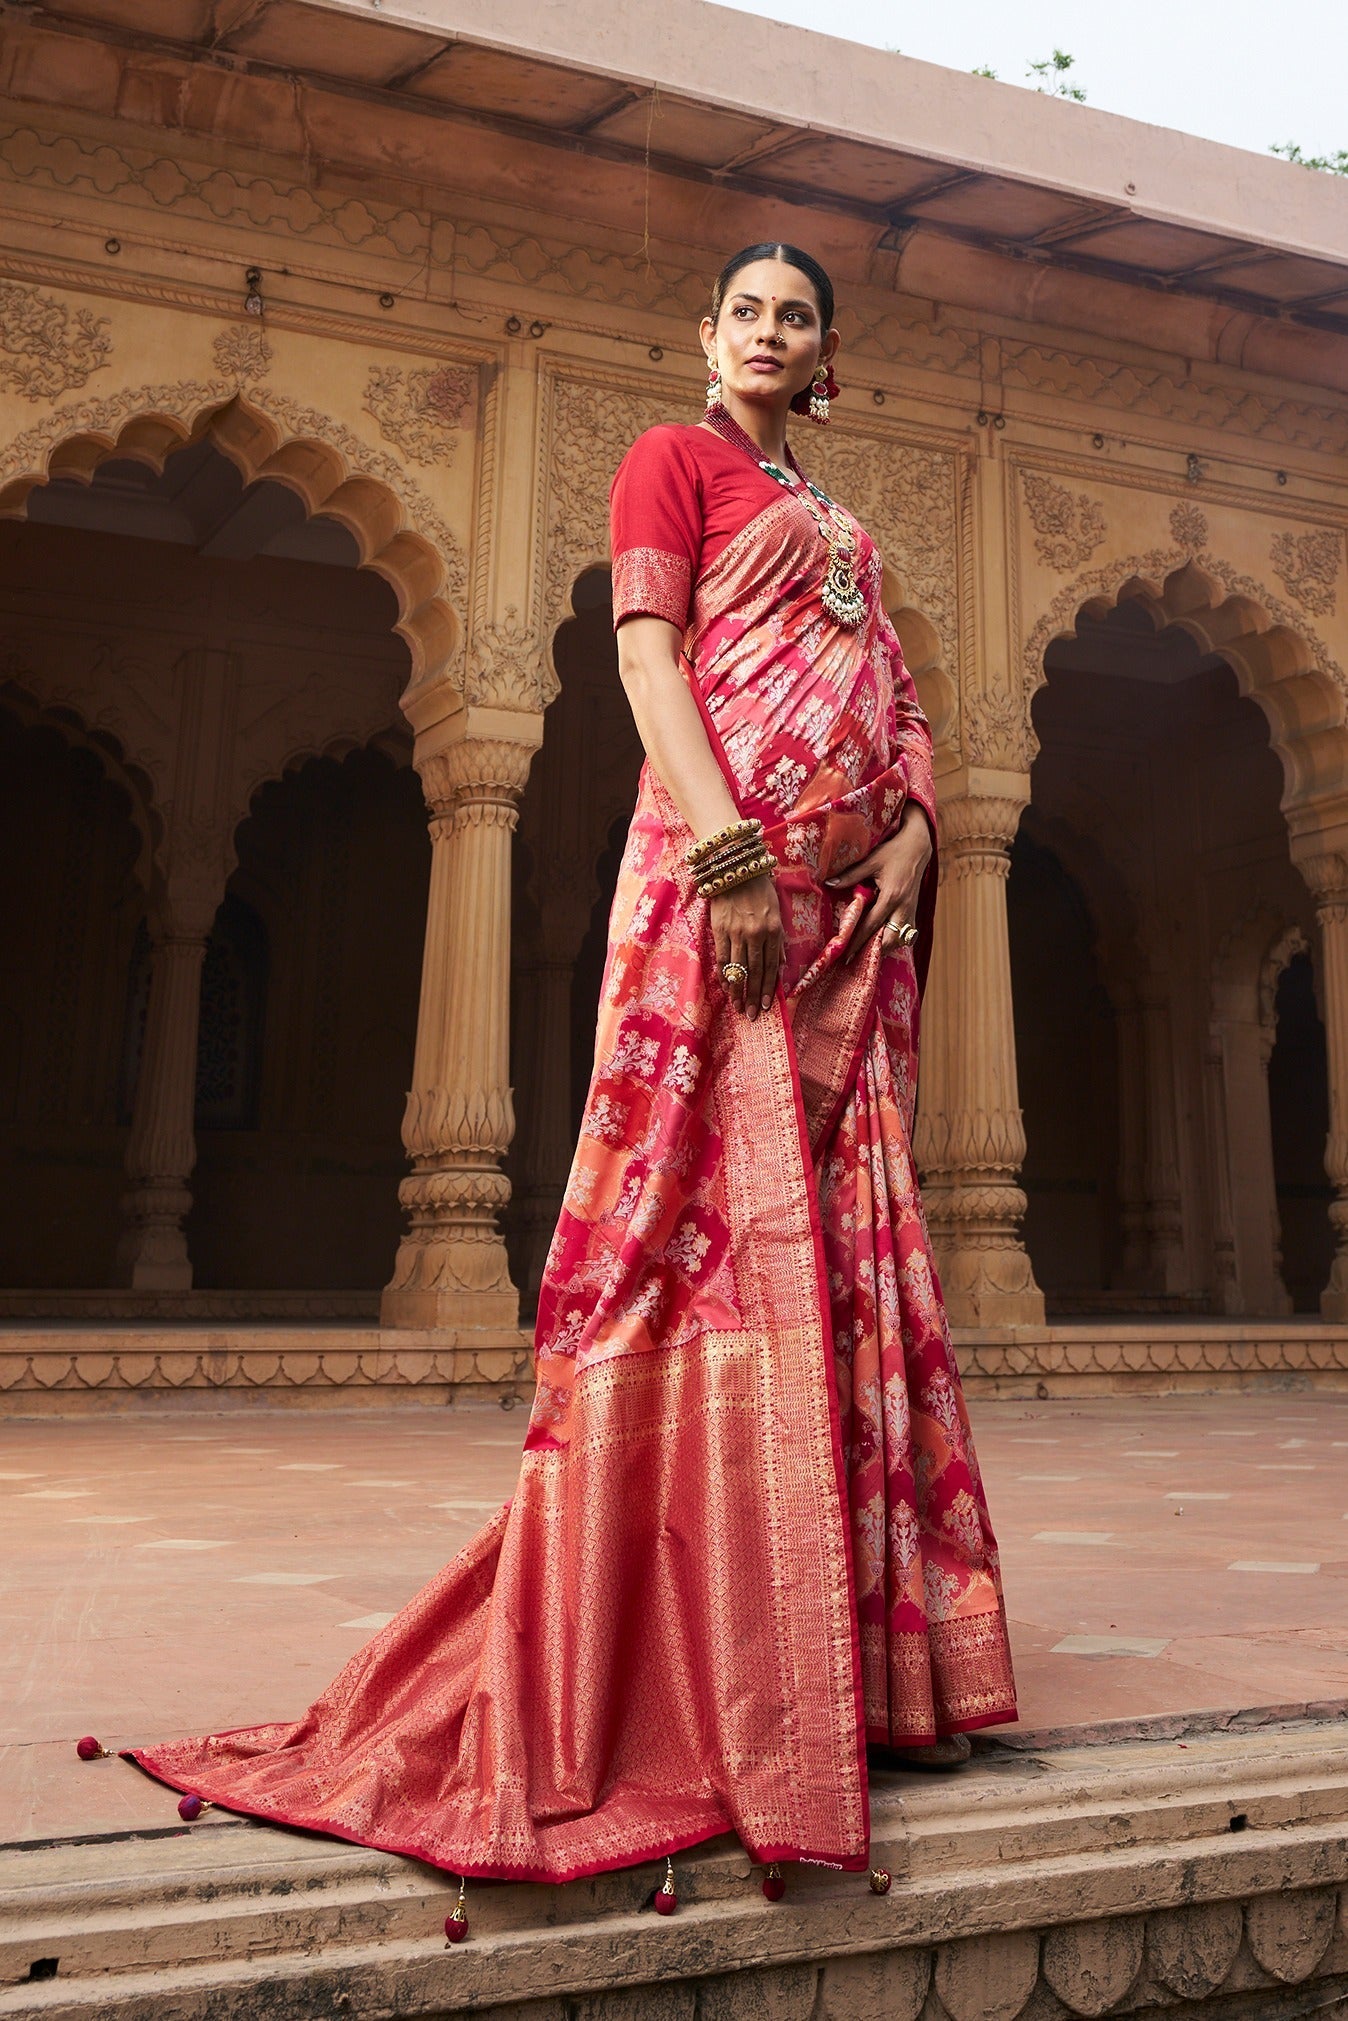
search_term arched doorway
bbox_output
[1007,826,1120,1303]
[1268,950,1334,1312]
[0,413,430,1308]
[1015,568,1330,1316]
[0,704,145,1287]
[186,749,428,1291]
[506,568,643,1317]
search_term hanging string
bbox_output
[639,85,662,277]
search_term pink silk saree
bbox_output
[129,435,1017,1885]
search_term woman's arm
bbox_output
[617,615,784,1020]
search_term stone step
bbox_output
[2,1719,1345,2018]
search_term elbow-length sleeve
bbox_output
[609,427,702,631]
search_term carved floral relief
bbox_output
[1020,469,1107,572]
[1170,502,1208,552]
[1270,525,1340,617]
[364,363,477,468]
[212,324,273,385]
[0,280,111,401]
[809,428,962,674]
[541,372,687,639]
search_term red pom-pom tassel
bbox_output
[653,1856,678,1914]
[443,1879,468,1944]
[868,1865,892,1895]
[177,1795,212,1821]
[75,1736,109,1761]
[762,1862,786,1901]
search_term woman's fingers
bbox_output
[760,930,782,1010]
[726,927,748,1006]
[743,930,766,1020]
[824,848,878,890]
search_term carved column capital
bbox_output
[416,735,537,831]
[1298,850,1348,920]
[153,817,236,939]
[937,793,1027,881]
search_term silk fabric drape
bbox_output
[129,477,1016,1882]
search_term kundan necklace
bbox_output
[703,403,867,629]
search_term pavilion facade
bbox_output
[2,0,1347,1402]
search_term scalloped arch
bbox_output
[0,386,465,694]
[0,674,159,889]
[1025,551,1347,817]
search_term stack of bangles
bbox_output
[685,817,778,898]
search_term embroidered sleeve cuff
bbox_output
[612,547,693,630]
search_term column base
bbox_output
[121,1261,195,1293]
[1319,1284,1348,1323]
[380,1284,521,1330]
[114,1188,194,1293]
[935,1246,1046,1329]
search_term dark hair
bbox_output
[709,242,835,331]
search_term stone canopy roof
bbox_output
[21,0,1348,352]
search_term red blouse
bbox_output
[609,424,789,631]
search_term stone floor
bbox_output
[4,1391,1347,1847]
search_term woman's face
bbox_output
[700,256,838,412]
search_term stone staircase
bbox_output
[2,1714,1346,2018]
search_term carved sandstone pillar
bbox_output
[915,794,1044,1327]
[382,734,537,1331]
[1138,986,1188,1294]
[115,896,215,1291]
[1114,997,1151,1284]
[1300,853,1348,1320]
[1207,1010,1289,1315]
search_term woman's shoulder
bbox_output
[616,421,711,470]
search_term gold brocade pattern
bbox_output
[612,544,693,627]
[129,480,1013,1882]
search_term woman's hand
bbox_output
[827,802,933,961]
[711,871,785,1019]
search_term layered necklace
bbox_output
[703,402,867,629]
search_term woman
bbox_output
[125,243,1017,1903]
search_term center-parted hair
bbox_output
[709,243,836,331]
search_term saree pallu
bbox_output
[130,490,1016,1884]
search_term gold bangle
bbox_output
[693,839,770,881]
[686,818,761,868]
[698,851,777,897]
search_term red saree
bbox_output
[129,422,1016,1884]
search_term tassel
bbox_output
[75,1736,110,1761]
[177,1795,213,1821]
[653,1856,678,1914]
[869,1865,892,1895]
[443,1878,469,1944]
[762,1862,786,1901]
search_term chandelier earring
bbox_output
[705,356,722,413]
[808,370,831,426]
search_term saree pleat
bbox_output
[128,472,1015,1882]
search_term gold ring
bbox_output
[721,960,749,986]
[882,917,902,936]
[897,921,919,947]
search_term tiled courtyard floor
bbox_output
[4,1390,1346,1845]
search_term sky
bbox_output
[715,0,1345,165]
